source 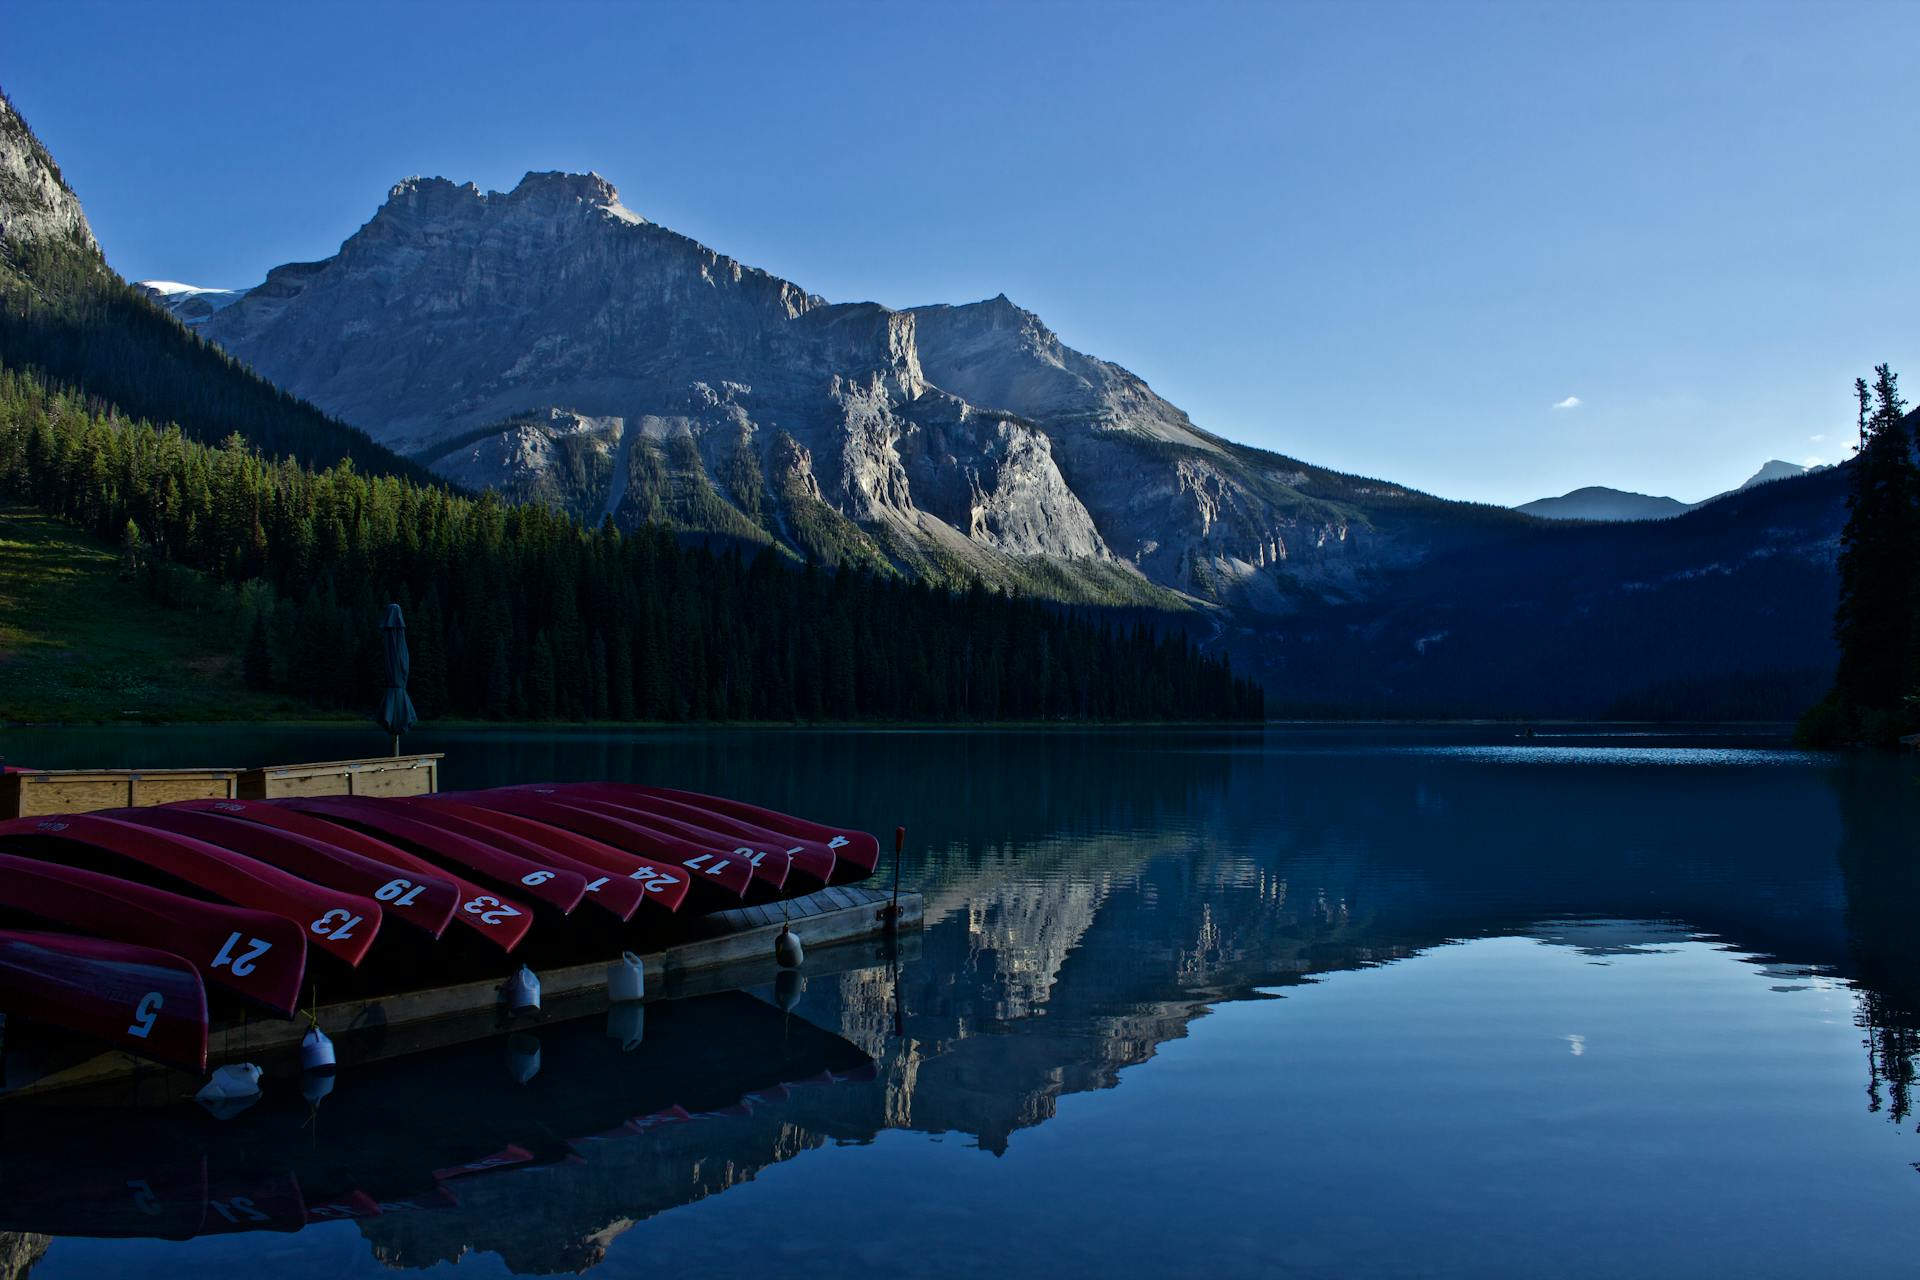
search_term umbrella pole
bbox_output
[392,734,399,758]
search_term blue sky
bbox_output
[9,0,1915,506]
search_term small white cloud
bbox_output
[1552,396,1583,410]
[1809,433,1826,442]
[1802,454,1826,468]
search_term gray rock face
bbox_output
[197,169,1507,609]
[0,92,97,257]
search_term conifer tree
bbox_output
[1806,364,1918,744]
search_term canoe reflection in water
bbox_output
[0,990,880,1272]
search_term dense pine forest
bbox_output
[0,366,1263,722]
[1800,366,1920,746]
[0,244,432,484]
[0,87,425,482]
[0,85,1259,726]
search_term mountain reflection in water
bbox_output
[1,725,1915,1278]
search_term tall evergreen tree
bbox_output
[1806,364,1918,744]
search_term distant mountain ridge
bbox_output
[189,170,1528,608]
[1516,486,1694,522]
[115,157,1856,717]
[1518,460,1817,522]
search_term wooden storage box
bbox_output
[1,769,239,818]
[236,754,442,800]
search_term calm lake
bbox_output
[0,724,1916,1278]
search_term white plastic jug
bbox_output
[196,1062,263,1102]
[608,951,646,1003]
[505,965,541,1013]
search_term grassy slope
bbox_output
[0,503,307,723]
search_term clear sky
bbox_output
[8,0,1915,506]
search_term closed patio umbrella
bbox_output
[376,603,417,756]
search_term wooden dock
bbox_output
[1,885,922,1102]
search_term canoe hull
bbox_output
[0,930,208,1071]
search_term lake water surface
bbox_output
[0,724,1916,1278]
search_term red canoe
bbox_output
[404,798,693,914]
[169,800,534,953]
[391,800,669,921]
[519,784,834,885]
[0,929,208,1071]
[272,796,589,917]
[570,783,880,882]
[0,814,383,969]
[0,851,307,1016]
[373,800,653,922]
[437,790,755,901]
[120,807,460,939]
[513,790,796,893]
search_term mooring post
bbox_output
[887,825,906,930]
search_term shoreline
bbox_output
[2,716,1799,732]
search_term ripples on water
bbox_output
[1405,744,1831,766]
[0,724,1915,1279]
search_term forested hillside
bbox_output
[0,366,1263,722]
[0,90,428,480]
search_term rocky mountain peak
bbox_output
[0,90,99,258]
[368,170,642,240]
[508,169,632,214]
[187,166,1468,608]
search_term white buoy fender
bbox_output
[300,1025,336,1073]
[196,1062,263,1103]
[608,951,646,1003]
[607,1002,645,1051]
[505,965,541,1013]
[775,926,804,969]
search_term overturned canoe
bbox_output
[119,806,460,939]
[272,796,589,918]
[171,799,534,953]
[0,813,383,969]
[402,797,694,914]
[438,789,758,902]
[0,929,208,1071]
[515,783,838,886]
[0,851,307,1016]
[372,800,652,923]
[559,783,880,883]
